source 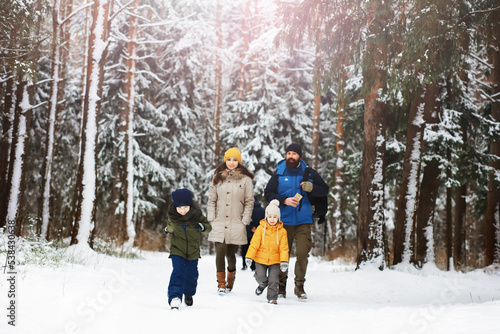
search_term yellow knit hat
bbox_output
[224,147,241,163]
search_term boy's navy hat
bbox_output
[171,188,193,207]
[286,143,302,157]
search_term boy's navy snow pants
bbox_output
[168,255,199,303]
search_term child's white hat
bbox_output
[265,199,281,220]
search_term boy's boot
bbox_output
[226,269,236,292]
[278,282,286,298]
[217,272,226,295]
[294,282,307,299]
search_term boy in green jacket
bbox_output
[165,188,212,309]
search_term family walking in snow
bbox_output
[164,144,329,309]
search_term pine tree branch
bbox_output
[458,6,500,24]
[60,1,95,26]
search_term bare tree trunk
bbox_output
[330,64,347,251]
[393,88,426,265]
[414,156,440,265]
[453,120,467,269]
[69,0,91,242]
[0,75,15,229]
[3,0,42,234]
[485,19,500,265]
[414,83,441,267]
[357,73,386,269]
[71,0,112,248]
[213,0,222,166]
[40,0,67,240]
[311,62,321,170]
[237,0,250,101]
[6,80,31,236]
[446,148,453,270]
[121,0,139,249]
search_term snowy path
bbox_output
[2,251,500,334]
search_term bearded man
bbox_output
[264,143,329,300]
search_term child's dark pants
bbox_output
[168,255,199,303]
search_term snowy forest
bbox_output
[1,0,500,271]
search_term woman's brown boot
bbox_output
[226,270,236,292]
[217,272,226,295]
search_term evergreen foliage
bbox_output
[1,0,499,268]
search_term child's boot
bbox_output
[278,282,286,298]
[169,297,181,310]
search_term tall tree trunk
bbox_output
[311,58,321,170]
[40,0,66,240]
[3,0,41,234]
[69,0,91,241]
[330,66,347,250]
[212,0,222,166]
[71,0,112,248]
[414,83,441,266]
[121,0,139,249]
[454,120,467,269]
[237,0,250,101]
[485,18,500,265]
[6,80,31,235]
[357,73,386,269]
[445,147,453,270]
[0,75,15,229]
[446,148,453,270]
[357,0,390,269]
[393,88,426,265]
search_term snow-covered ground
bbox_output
[1,247,500,334]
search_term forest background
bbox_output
[1,0,499,271]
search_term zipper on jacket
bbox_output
[183,224,189,258]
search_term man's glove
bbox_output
[301,181,313,192]
[280,262,289,272]
[245,258,253,268]
[193,222,205,232]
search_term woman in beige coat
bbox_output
[207,147,254,294]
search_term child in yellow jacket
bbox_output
[245,199,289,304]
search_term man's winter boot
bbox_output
[217,272,226,295]
[278,282,286,299]
[294,283,307,300]
[184,295,193,306]
[226,269,236,292]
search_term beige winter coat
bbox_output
[207,169,254,245]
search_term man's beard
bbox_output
[286,158,300,169]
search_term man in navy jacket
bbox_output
[264,143,329,299]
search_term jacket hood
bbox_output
[259,218,284,229]
[219,168,247,181]
[259,218,284,245]
[168,202,202,224]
